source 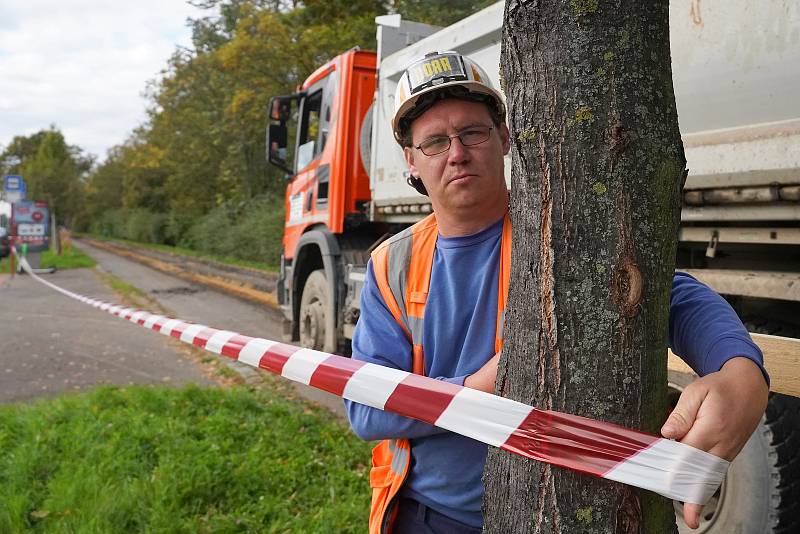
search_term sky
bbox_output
[0,1,209,163]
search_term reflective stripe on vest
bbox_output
[371,213,438,374]
[368,438,412,534]
[367,212,512,533]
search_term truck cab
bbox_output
[267,49,380,353]
[266,17,441,354]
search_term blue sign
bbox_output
[3,175,26,192]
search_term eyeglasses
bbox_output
[414,126,494,156]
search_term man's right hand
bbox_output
[464,352,501,393]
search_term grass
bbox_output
[97,271,149,304]
[0,384,371,533]
[78,234,278,274]
[40,247,96,270]
[0,247,95,274]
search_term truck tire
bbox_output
[299,269,330,351]
[669,372,800,533]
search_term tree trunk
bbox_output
[483,1,686,533]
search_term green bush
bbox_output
[179,204,236,255]
[124,209,168,244]
[164,211,199,247]
[91,209,126,239]
[181,195,285,267]
[88,195,285,268]
[89,209,168,244]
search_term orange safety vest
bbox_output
[368,212,512,534]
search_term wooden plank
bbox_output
[668,333,800,397]
[682,269,800,303]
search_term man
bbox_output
[345,51,769,533]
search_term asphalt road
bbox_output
[0,267,213,403]
[0,242,345,417]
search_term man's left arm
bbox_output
[662,272,770,529]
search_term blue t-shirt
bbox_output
[345,217,766,528]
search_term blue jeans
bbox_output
[394,497,482,534]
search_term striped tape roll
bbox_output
[14,250,728,504]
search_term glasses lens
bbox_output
[459,127,491,146]
[419,137,451,156]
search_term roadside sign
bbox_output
[11,200,49,253]
[3,175,26,203]
[3,175,25,192]
[3,174,27,193]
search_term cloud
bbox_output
[0,0,207,162]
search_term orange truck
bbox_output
[267,4,799,531]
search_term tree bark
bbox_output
[483,1,686,533]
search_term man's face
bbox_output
[403,99,510,218]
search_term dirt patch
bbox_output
[81,238,278,309]
[151,287,200,296]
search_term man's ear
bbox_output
[499,123,511,155]
[403,146,419,178]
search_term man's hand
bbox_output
[464,352,500,393]
[661,357,769,529]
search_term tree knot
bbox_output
[612,260,643,317]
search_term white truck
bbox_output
[266,2,800,531]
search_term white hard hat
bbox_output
[392,51,505,143]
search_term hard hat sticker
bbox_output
[407,54,468,95]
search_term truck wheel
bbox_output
[299,269,329,351]
[670,372,800,533]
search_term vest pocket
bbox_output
[370,440,396,488]
[409,291,427,304]
[369,464,393,488]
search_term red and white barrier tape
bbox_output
[13,249,728,504]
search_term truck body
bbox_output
[267,2,799,531]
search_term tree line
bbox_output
[1,0,494,264]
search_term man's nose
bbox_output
[447,135,469,163]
